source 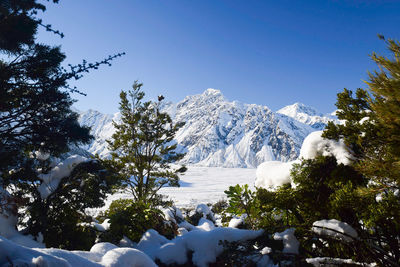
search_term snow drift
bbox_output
[255,131,354,189]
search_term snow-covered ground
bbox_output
[88,166,256,216]
[160,166,256,207]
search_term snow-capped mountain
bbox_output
[78,109,119,158]
[277,102,336,130]
[78,89,335,168]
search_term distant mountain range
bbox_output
[78,89,337,168]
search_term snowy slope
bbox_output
[78,89,334,168]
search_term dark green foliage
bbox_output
[0,1,123,176]
[211,39,400,265]
[100,199,176,244]
[321,38,400,264]
[323,88,372,157]
[324,38,400,186]
[14,159,119,250]
[224,184,260,229]
[0,0,47,53]
[222,38,400,266]
[0,0,124,249]
[40,206,97,251]
[289,156,365,225]
[108,81,186,206]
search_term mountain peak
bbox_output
[203,88,222,96]
[277,103,335,130]
[277,102,319,117]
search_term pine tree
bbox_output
[108,81,186,206]
[0,0,123,248]
[362,37,400,185]
[227,37,400,265]
[324,37,400,187]
[0,0,123,174]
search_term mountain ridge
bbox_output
[77,89,336,168]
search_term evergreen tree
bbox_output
[0,0,123,248]
[363,37,400,185]
[0,1,124,175]
[224,38,400,265]
[324,37,400,187]
[17,159,119,250]
[322,37,400,264]
[108,81,186,206]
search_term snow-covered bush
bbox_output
[185,203,216,226]
[255,160,296,189]
[3,156,119,250]
[299,131,355,165]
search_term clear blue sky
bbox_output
[37,0,400,114]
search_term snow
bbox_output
[38,155,89,199]
[273,228,299,254]
[312,219,358,242]
[78,90,333,168]
[173,206,184,221]
[162,208,177,224]
[35,248,102,266]
[228,213,247,228]
[299,131,354,165]
[142,227,264,267]
[0,187,17,238]
[34,150,50,161]
[163,206,185,225]
[90,242,118,255]
[101,248,157,267]
[7,233,45,248]
[160,167,255,207]
[177,227,188,236]
[92,219,110,232]
[1,236,159,267]
[136,229,169,259]
[196,218,215,231]
[196,203,215,220]
[277,102,336,130]
[0,236,73,267]
[255,160,297,189]
[119,236,136,248]
[178,220,196,231]
[359,116,370,125]
[86,166,257,216]
[0,187,45,248]
[255,130,355,189]
[306,257,375,266]
[261,246,272,255]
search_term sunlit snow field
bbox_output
[88,166,256,215]
[160,166,256,207]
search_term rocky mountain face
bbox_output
[78,89,335,168]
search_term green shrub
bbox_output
[100,199,176,244]
[224,184,260,229]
